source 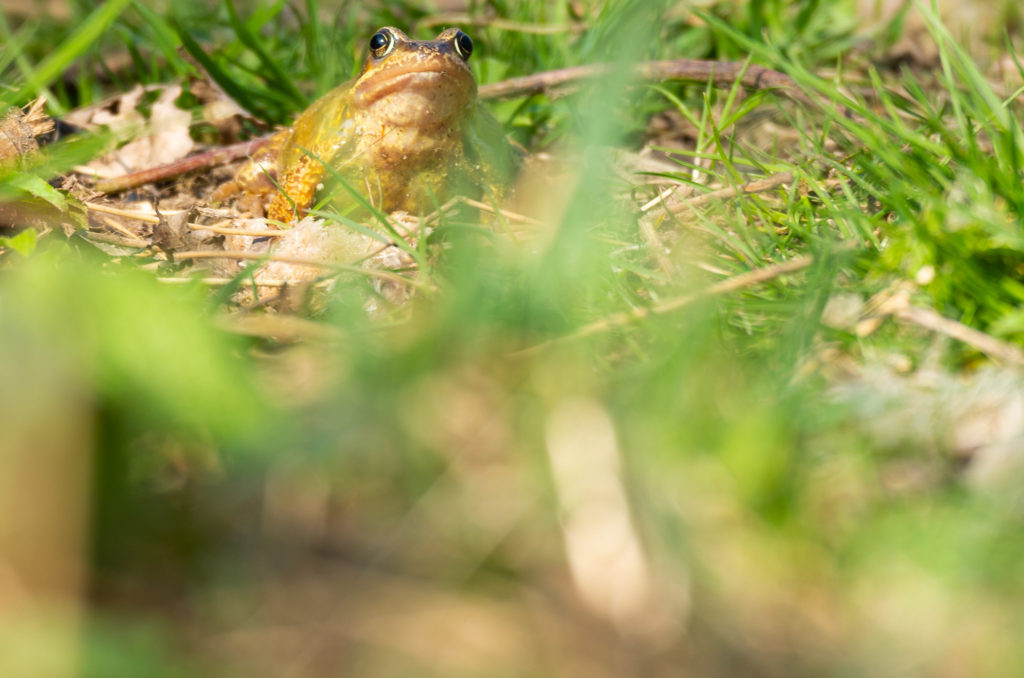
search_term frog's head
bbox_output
[353,26,478,128]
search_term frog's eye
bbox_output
[453,31,473,60]
[369,29,395,58]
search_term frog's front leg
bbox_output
[210,134,278,208]
[266,152,329,223]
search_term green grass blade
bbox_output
[13,0,134,107]
[172,17,269,120]
[131,1,193,75]
[224,0,307,107]
[303,0,323,75]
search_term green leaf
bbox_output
[4,174,67,210]
[0,227,37,256]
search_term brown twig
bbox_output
[94,136,270,194]
[186,221,288,238]
[84,201,161,224]
[892,303,1024,366]
[458,197,543,225]
[172,250,427,289]
[100,216,142,241]
[661,171,797,214]
[638,217,676,278]
[514,252,821,357]
[159,276,325,287]
[479,59,821,108]
[418,14,582,35]
[84,231,150,248]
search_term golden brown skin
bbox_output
[233,26,514,222]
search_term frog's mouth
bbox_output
[355,62,476,125]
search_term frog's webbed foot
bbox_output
[210,129,290,215]
[213,173,276,216]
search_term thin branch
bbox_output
[638,216,676,278]
[100,215,141,241]
[893,304,1024,366]
[172,250,428,289]
[419,14,583,35]
[94,136,270,194]
[85,201,161,223]
[83,231,150,248]
[514,253,820,357]
[187,221,288,237]
[479,59,822,108]
[644,171,797,214]
[675,171,797,212]
[158,276,326,287]
[458,197,543,225]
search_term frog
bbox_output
[227,26,515,223]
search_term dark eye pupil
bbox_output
[455,32,473,59]
[370,31,389,52]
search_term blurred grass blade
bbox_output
[131,1,192,74]
[172,18,269,120]
[224,0,307,107]
[12,0,134,107]
[303,0,323,74]
[0,18,33,80]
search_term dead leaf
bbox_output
[64,84,146,131]
[72,84,194,179]
[189,78,263,142]
[152,206,192,251]
[0,97,54,164]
